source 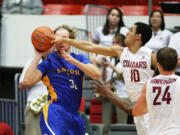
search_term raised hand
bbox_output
[89,80,113,97]
[102,61,112,67]
[45,33,69,45]
[60,49,76,64]
[34,44,55,58]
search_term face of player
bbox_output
[150,11,162,29]
[108,9,120,27]
[55,29,71,52]
[125,25,137,46]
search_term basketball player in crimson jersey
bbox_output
[48,22,156,135]
[133,47,180,135]
[91,47,180,135]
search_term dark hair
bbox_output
[149,9,165,30]
[157,47,177,71]
[113,33,126,47]
[102,7,125,35]
[134,22,152,46]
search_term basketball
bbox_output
[31,26,54,52]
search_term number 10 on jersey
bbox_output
[131,69,140,82]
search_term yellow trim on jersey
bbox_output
[82,76,85,88]
[42,76,57,103]
[43,104,49,122]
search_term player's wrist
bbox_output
[33,53,42,61]
[106,89,115,99]
[71,58,79,65]
[66,38,72,44]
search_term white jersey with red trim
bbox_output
[120,46,154,102]
[146,74,180,135]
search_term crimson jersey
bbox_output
[120,46,154,102]
[146,74,180,135]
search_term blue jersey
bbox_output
[38,52,90,113]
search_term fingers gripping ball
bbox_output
[31,26,54,52]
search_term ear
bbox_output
[157,62,162,72]
[136,34,141,40]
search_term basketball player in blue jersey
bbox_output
[20,25,101,135]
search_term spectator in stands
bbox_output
[103,33,130,124]
[0,122,14,135]
[19,47,55,135]
[168,31,180,76]
[1,0,43,14]
[90,7,129,63]
[93,7,128,45]
[145,9,173,53]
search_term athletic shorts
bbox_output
[40,103,85,135]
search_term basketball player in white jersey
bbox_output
[47,22,157,135]
[90,47,180,135]
[133,47,180,135]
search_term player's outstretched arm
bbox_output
[80,64,101,79]
[66,39,122,57]
[49,34,123,57]
[132,82,148,116]
[19,50,45,89]
[90,80,133,115]
[60,50,101,79]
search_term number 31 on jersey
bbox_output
[69,79,78,90]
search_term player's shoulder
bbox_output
[140,46,153,54]
[121,47,128,53]
[141,46,152,51]
[151,74,180,80]
[46,52,58,62]
[175,75,180,80]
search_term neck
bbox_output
[128,42,141,54]
[160,70,175,76]
[152,27,160,35]
[109,24,117,32]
